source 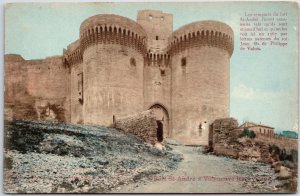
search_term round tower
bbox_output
[79,14,147,125]
[169,20,234,145]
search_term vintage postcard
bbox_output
[3,1,299,193]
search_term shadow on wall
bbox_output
[5,101,66,122]
[36,103,65,122]
[156,120,164,142]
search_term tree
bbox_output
[239,128,256,139]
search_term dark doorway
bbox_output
[150,104,169,137]
[208,124,213,148]
[156,120,163,142]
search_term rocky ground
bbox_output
[115,144,294,193]
[4,120,183,193]
[3,120,296,193]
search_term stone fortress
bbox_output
[5,10,234,145]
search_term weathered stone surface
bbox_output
[210,116,298,194]
[210,118,239,145]
[4,55,71,122]
[213,145,239,159]
[115,110,158,145]
[210,118,272,163]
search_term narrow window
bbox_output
[181,57,187,66]
[78,73,83,104]
[156,36,159,40]
[130,57,136,66]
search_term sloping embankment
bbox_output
[4,120,182,193]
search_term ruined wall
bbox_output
[4,55,37,120]
[211,118,271,163]
[4,54,71,122]
[115,110,158,144]
[169,21,234,145]
[25,56,71,122]
[210,117,239,148]
[4,55,27,104]
[211,118,243,159]
[255,135,298,151]
[80,14,147,126]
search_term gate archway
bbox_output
[149,104,169,141]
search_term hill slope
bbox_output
[4,120,182,193]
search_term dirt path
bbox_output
[112,144,281,193]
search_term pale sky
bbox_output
[5,2,299,132]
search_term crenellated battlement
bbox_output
[80,14,148,55]
[168,21,234,56]
[145,52,171,67]
[64,48,83,66]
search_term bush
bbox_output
[269,143,280,153]
[239,128,256,139]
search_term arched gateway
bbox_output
[149,104,169,141]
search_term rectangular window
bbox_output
[78,73,83,91]
[78,73,83,104]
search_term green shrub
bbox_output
[269,143,280,153]
[239,128,256,138]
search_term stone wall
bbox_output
[82,44,144,126]
[171,46,231,146]
[137,10,172,53]
[210,117,239,146]
[115,110,158,145]
[4,54,71,122]
[70,63,83,124]
[4,54,27,104]
[210,118,271,163]
[143,65,171,113]
[210,118,240,157]
[168,21,233,146]
[78,14,147,126]
[25,56,71,122]
[255,134,298,151]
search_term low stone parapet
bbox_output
[114,110,158,145]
